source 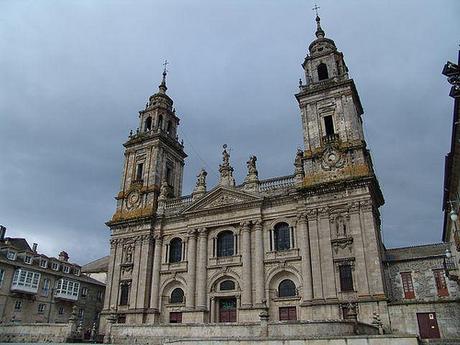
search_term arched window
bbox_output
[217,231,234,257]
[166,120,172,135]
[317,63,329,81]
[144,117,152,131]
[158,114,163,130]
[220,280,235,291]
[278,279,296,297]
[274,223,291,251]
[169,238,182,263]
[170,288,184,303]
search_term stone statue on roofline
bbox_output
[218,144,236,187]
[244,155,259,191]
[193,168,207,200]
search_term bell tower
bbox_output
[295,15,378,194]
[111,65,187,222]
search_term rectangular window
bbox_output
[12,269,41,292]
[63,266,70,274]
[58,306,64,315]
[339,265,354,292]
[119,283,130,306]
[433,269,449,297]
[78,308,84,319]
[14,300,22,310]
[0,268,4,287]
[74,268,80,276]
[51,262,59,271]
[324,115,334,136]
[41,278,51,296]
[7,251,16,260]
[169,312,182,323]
[24,255,32,264]
[279,306,297,321]
[136,163,144,181]
[40,259,48,268]
[55,278,80,298]
[38,303,46,314]
[81,287,88,297]
[401,272,415,299]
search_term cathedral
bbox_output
[100,14,459,344]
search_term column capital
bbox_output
[306,208,318,218]
[253,220,263,230]
[240,221,251,232]
[296,212,307,224]
[187,228,197,238]
[198,227,208,237]
[153,233,163,244]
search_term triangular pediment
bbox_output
[182,187,263,214]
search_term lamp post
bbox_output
[443,248,458,282]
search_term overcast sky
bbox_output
[0,0,459,265]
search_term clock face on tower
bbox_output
[126,191,141,210]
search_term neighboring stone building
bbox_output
[384,243,460,338]
[99,15,460,343]
[0,226,105,336]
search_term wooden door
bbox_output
[219,298,237,323]
[169,312,182,323]
[417,313,441,339]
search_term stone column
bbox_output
[136,235,154,309]
[297,213,313,301]
[307,209,323,299]
[104,239,118,310]
[241,222,252,307]
[319,208,337,299]
[150,234,163,311]
[253,220,265,306]
[196,228,208,309]
[186,229,197,309]
[109,240,123,309]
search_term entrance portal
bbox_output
[218,297,237,323]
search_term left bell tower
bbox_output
[111,66,187,222]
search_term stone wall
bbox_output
[164,335,418,345]
[107,320,379,344]
[0,323,72,343]
[388,302,460,338]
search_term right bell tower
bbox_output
[295,14,379,191]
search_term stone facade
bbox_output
[100,15,459,344]
[384,243,460,338]
[0,228,105,338]
[101,16,390,339]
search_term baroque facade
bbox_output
[102,15,387,329]
[100,16,459,342]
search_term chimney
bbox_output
[0,226,6,241]
[58,251,69,262]
[32,243,38,253]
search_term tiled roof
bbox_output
[385,242,449,262]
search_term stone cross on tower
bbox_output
[218,144,236,187]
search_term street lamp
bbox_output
[443,248,458,282]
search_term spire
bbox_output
[312,5,325,38]
[158,60,168,94]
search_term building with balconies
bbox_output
[0,226,105,337]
